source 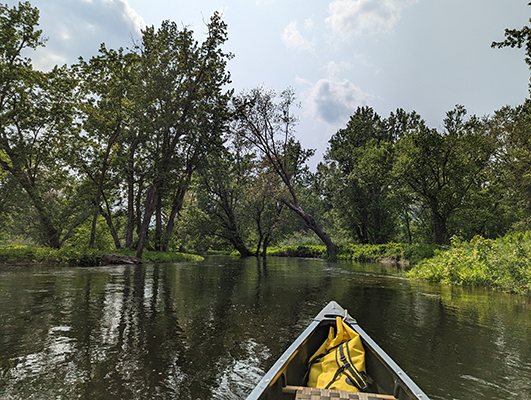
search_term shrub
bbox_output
[268,245,327,258]
[0,245,103,266]
[408,233,531,294]
[0,245,203,266]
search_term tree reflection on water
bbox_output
[0,257,530,399]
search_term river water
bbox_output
[0,256,530,399]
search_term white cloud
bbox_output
[115,0,145,34]
[28,0,146,71]
[326,0,418,39]
[297,61,369,125]
[281,21,315,52]
[327,61,352,80]
[304,18,315,30]
[305,77,373,124]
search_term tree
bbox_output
[247,157,291,256]
[233,86,339,258]
[134,13,233,258]
[492,8,531,91]
[325,106,396,244]
[195,140,291,257]
[196,146,254,257]
[490,9,531,233]
[488,101,531,232]
[393,106,496,245]
[0,2,83,248]
[73,45,139,250]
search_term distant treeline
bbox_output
[2,2,531,259]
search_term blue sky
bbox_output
[11,0,531,167]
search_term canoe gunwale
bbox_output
[351,323,428,399]
[245,318,321,399]
[245,301,430,400]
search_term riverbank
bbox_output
[4,236,531,295]
[0,245,203,267]
[408,233,531,294]
[268,243,438,266]
[0,242,437,268]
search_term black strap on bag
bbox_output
[339,342,369,391]
[324,342,369,391]
[303,343,343,385]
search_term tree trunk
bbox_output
[218,201,253,258]
[162,151,198,252]
[125,143,138,249]
[135,176,144,237]
[280,198,339,258]
[231,235,254,258]
[154,194,162,251]
[262,234,271,258]
[163,186,187,252]
[88,207,100,249]
[8,166,61,248]
[101,194,121,249]
[136,179,161,258]
[433,211,448,245]
[100,211,122,249]
[255,211,264,257]
[89,123,121,249]
[125,170,135,249]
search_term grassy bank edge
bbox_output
[0,245,203,267]
[266,243,438,266]
[5,236,531,296]
[407,233,531,295]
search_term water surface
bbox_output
[1,256,530,399]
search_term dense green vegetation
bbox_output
[3,1,531,292]
[408,233,531,294]
[0,244,202,266]
[267,243,437,264]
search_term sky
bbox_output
[9,0,531,167]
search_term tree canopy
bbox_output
[2,1,531,257]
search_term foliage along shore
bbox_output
[0,243,429,267]
[408,232,531,295]
[264,233,531,295]
[0,245,203,267]
[4,233,531,296]
[266,243,438,266]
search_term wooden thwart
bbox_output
[282,386,398,400]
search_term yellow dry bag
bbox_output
[306,316,369,392]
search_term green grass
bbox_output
[141,250,203,263]
[0,245,102,266]
[0,245,203,266]
[408,233,531,294]
[267,245,327,258]
[203,250,233,255]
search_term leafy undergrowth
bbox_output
[267,245,327,258]
[140,250,203,263]
[267,243,437,265]
[0,245,102,267]
[0,245,203,266]
[408,233,531,294]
